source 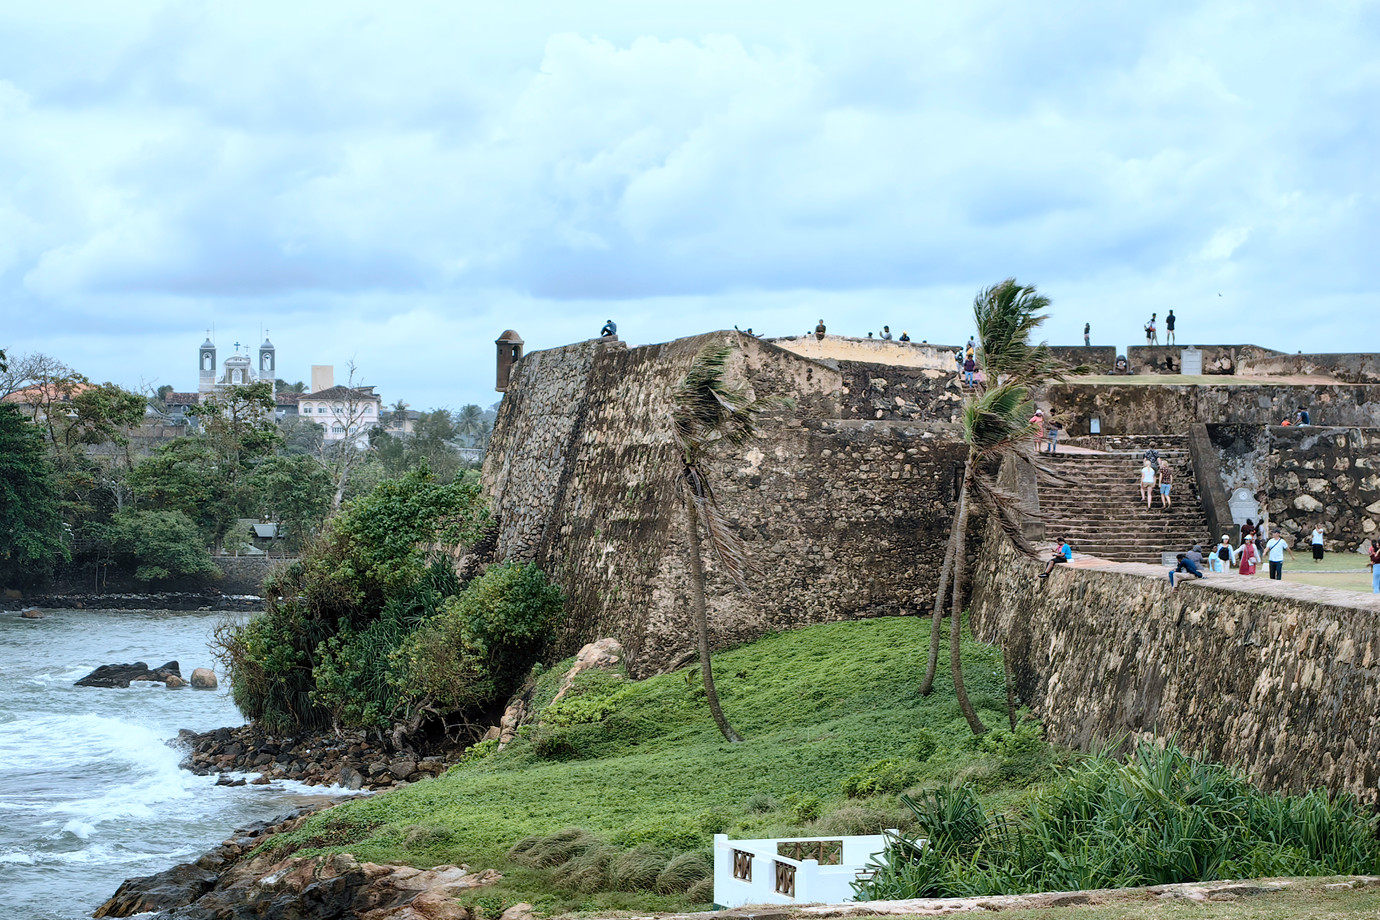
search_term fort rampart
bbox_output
[482,331,973,675]
[971,533,1380,802]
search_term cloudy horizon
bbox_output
[1,1,1377,409]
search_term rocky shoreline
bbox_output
[9,591,266,612]
[179,723,466,792]
[94,804,501,919]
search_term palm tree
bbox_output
[455,404,485,446]
[671,344,771,743]
[920,280,1071,735]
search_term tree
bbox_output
[274,379,307,394]
[250,454,333,552]
[670,344,772,743]
[0,404,68,585]
[280,415,326,456]
[920,280,1071,735]
[316,362,376,510]
[107,509,219,582]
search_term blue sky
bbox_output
[1,1,1377,409]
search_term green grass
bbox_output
[261,617,1047,914]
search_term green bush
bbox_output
[858,743,1380,900]
[108,509,219,582]
[842,759,926,798]
[393,562,565,714]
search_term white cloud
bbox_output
[0,0,1376,406]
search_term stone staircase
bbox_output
[1037,435,1213,564]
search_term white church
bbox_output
[198,335,277,396]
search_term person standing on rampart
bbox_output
[1165,310,1176,345]
[1263,529,1295,580]
[1084,322,1090,346]
[1369,539,1380,593]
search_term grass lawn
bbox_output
[262,617,1042,914]
[1281,556,1375,593]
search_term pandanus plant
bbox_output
[671,342,773,743]
[920,280,1075,734]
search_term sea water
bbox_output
[0,608,351,920]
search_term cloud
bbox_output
[0,0,1376,407]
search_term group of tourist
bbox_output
[1137,451,1174,509]
[1143,310,1177,347]
[812,320,913,343]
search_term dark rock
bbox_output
[92,862,218,917]
[75,661,182,688]
[387,760,418,779]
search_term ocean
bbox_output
[0,607,350,919]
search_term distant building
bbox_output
[297,366,382,447]
[198,335,277,398]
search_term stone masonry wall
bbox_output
[483,331,972,676]
[971,532,1380,803]
[1265,426,1380,552]
[834,360,965,424]
[1042,382,1380,436]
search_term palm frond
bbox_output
[972,279,1078,388]
[672,344,772,460]
[684,464,756,589]
[970,471,1042,559]
[961,384,1037,458]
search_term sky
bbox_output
[1,1,1377,409]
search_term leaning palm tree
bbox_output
[920,280,1072,735]
[671,344,771,743]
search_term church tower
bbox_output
[199,336,217,394]
[259,336,276,384]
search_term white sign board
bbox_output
[1180,347,1203,375]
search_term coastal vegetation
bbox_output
[0,347,496,589]
[253,617,1046,914]
[216,467,564,741]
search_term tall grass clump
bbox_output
[858,742,1380,900]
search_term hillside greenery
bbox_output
[258,617,1054,914]
[217,468,564,737]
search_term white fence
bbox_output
[712,832,896,908]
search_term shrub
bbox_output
[393,562,565,715]
[655,853,711,894]
[108,509,219,582]
[842,759,926,798]
[610,845,669,890]
[858,743,1380,900]
[744,793,778,814]
[507,828,601,868]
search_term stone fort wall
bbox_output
[971,532,1380,802]
[482,331,971,676]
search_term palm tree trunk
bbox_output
[683,477,742,743]
[1003,643,1017,730]
[950,460,987,735]
[920,527,957,695]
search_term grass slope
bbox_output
[264,617,1043,914]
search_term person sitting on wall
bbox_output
[899,331,911,341]
[1169,552,1204,586]
[880,325,893,340]
[1296,406,1311,425]
[600,319,617,337]
[815,319,827,340]
[1039,537,1073,578]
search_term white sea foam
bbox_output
[60,820,95,839]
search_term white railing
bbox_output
[712,832,897,908]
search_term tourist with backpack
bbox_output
[1139,459,1157,509]
[1211,535,1233,573]
[1263,529,1295,580]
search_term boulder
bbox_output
[92,862,219,918]
[75,661,182,688]
[19,607,45,619]
[165,675,188,689]
[551,638,625,703]
[190,667,218,690]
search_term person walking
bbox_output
[1263,529,1295,580]
[963,354,977,388]
[1370,539,1380,593]
[1165,310,1176,345]
[1157,459,1173,509]
[1046,420,1062,454]
[1083,322,1091,346]
[1211,535,1233,573]
[1239,518,1256,547]
[1139,458,1157,509]
[1233,535,1259,575]
[1030,409,1046,449]
[1310,524,1326,563]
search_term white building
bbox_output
[297,366,382,447]
[198,336,277,397]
